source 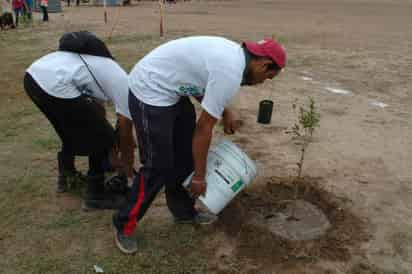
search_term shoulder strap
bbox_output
[78,54,106,96]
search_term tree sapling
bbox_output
[287,97,320,220]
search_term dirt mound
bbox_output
[212,176,371,271]
[254,199,331,241]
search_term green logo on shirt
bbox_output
[178,85,204,96]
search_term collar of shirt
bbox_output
[241,46,251,86]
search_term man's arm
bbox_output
[222,108,243,135]
[195,97,242,135]
[117,114,135,178]
[190,110,217,198]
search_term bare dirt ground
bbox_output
[1,0,412,273]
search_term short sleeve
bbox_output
[114,92,132,120]
[90,57,132,120]
[201,70,241,119]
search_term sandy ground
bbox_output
[1,0,412,273]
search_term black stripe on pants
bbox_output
[114,92,196,235]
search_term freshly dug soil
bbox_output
[215,176,371,266]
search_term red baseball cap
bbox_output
[243,38,287,69]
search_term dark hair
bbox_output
[244,46,281,72]
[59,31,115,60]
[266,62,281,71]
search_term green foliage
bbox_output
[299,97,320,137]
[290,97,320,139]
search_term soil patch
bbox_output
[255,199,331,241]
[214,176,371,269]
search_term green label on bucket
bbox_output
[231,180,244,193]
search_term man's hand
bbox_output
[109,148,135,178]
[222,108,243,135]
[189,177,206,198]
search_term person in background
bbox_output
[68,0,80,7]
[21,0,32,20]
[11,0,22,26]
[112,36,286,254]
[40,0,47,21]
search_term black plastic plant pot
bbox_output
[257,100,274,124]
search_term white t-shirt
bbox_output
[26,51,131,120]
[128,36,246,119]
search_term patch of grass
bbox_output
[85,223,209,273]
[33,135,60,151]
[391,229,412,262]
[43,209,83,230]
[16,256,70,274]
[105,33,157,44]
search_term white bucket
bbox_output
[183,140,257,214]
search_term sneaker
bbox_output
[175,212,218,225]
[113,217,137,254]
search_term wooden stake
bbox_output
[108,3,121,40]
[104,0,108,24]
[159,0,164,37]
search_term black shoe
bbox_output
[113,215,137,254]
[56,171,86,193]
[57,152,85,193]
[105,175,131,195]
[175,212,218,225]
[82,174,127,211]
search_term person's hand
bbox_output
[111,149,135,178]
[223,109,243,135]
[189,177,206,198]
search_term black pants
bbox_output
[24,73,114,175]
[114,92,196,235]
[40,6,48,21]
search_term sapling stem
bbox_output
[287,97,320,220]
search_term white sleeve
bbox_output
[114,90,132,120]
[201,70,241,119]
[100,61,132,120]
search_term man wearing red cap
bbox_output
[113,36,286,254]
